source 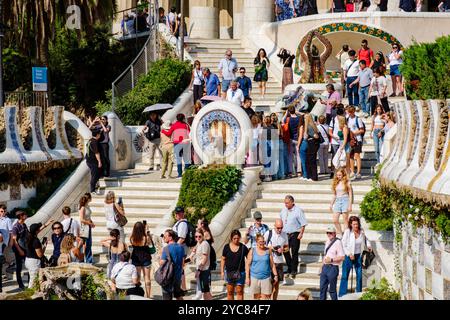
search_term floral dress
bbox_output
[275,0,294,21]
[254,58,269,82]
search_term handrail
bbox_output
[111,0,159,110]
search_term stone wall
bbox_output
[396,221,450,300]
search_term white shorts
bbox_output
[250,277,272,296]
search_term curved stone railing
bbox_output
[380,99,450,205]
[0,106,82,169]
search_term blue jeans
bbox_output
[174,143,191,177]
[300,140,308,179]
[373,129,384,163]
[346,76,359,107]
[320,264,339,300]
[84,226,93,264]
[276,140,288,179]
[359,85,370,114]
[288,139,300,174]
[339,254,362,297]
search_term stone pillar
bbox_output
[189,0,219,39]
[233,0,244,39]
[219,0,233,39]
[242,0,273,38]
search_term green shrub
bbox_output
[360,186,394,231]
[360,277,400,300]
[97,58,192,125]
[401,35,450,100]
[177,165,243,224]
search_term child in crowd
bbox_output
[297,289,312,300]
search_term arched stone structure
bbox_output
[294,22,403,76]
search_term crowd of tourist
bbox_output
[274,0,449,21]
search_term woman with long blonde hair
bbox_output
[297,113,320,181]
[330,168,353,236]
[58,234,84,266]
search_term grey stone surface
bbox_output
[432,273,443,300]
[417,264,425,289]
[442,251,450,279]
[444,278,450,300]
[419,288,424,300]
[425,268,432,294]
[412,260,417,284]
[434,249,441,275]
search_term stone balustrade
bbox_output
[380,99,450,205]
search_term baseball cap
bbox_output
[174,206,185,214]
[326,225,336,233]
[253,211,263,220]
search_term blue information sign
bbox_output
[32,67,48,92]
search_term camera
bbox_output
[273,245,282,256]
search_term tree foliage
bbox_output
[96,58,192,125]
[401,35,450,100]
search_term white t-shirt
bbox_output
[347,116,364,142]
[193,68,203,86]
[111,262,138,289]
[339,52,350,69]
[388,50,403,66]
[344,59,360,77]
[329,117,341,146]
[226,88,244,106]
[370,76,388,98]
[264,229,288,264]
[173,219,188,239]
[195,240,210,271]
[105,203,120,230]
[218,58,238,80]
[317,124,329,146]
[61,217,81,237]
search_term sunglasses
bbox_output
[393,46,398,49]
[275,227,283,230]
[195,235,202,239]
[53,227,62,230]
[326,232,334,235]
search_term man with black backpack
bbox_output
[172,206,196,291]
[143,112,163,172]
[159,229,185,300]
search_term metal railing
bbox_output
[4,91,49,123]
[111,0,160,111]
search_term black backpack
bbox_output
[154,246,175,287]
[209,244,217,271]
[145,120,161,141]
[175,220,197,248]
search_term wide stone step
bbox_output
[100,179,181,188]
[91,188,178,199]
[89,206,169,216]
[254,200,362,210]
[257,193,365,202]
[250,207,361,216]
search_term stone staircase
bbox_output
[186,38,283,113]
[183,116,376,300]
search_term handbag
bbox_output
[114,204,128,227]
[227,244,244,282]
[148,235,157,255]
[361,236,375,269]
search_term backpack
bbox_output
[175,220,197,247]
[145,121,161,141]
[347,116,366,147]
[209,244,217,271]
[154,246,175,287]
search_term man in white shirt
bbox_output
[329,106,346,178]
[264,219,289,299]
[279,195,307,279]
[172,206,189,291]
[226,81,244,106]
[349,60,373,117]
[336,44,350,98]
[218,49,239,99]
[110,251,143,296]
[346,106,365,180]
[343,50,360,108]
[60,206,80,237]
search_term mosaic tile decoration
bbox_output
[8,106,27,163]
[294,22,403,76]
[10,184,21,200]
[196,110,242,158]
[34,107,52,161]
[434,250,441,275]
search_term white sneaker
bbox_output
[283,278,288,285]
[192,292,202,300]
